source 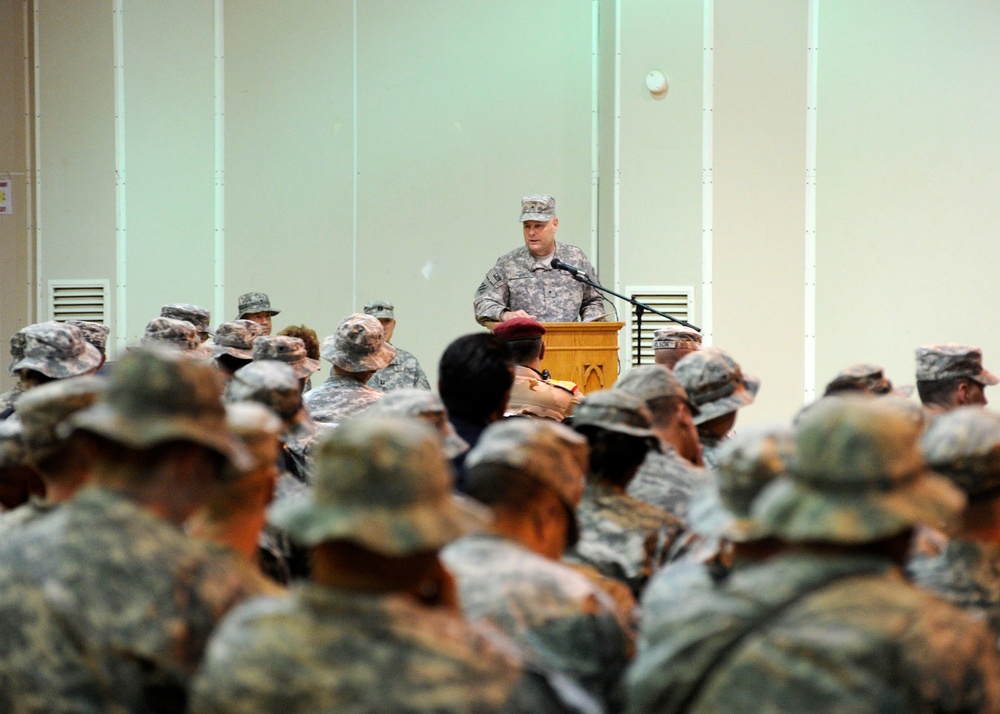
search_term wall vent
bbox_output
[624,286,694,369]
[48,280,110,324]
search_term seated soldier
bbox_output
[160,303,214,343]
[211,319,263,381]
[236,291,280,336]
[363,300,431,392]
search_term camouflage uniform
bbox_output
[626,442,711,519]
[915,344,999,416]
[907,407,1000,634]
[698,433,729,470]
[369,346,431,392]
[444,533,631,708]
[506,364,581,421]
[304,373,383,424]
[629,396,997,714]
[192,417,595,714]
[474,242,605,325]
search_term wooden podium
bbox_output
[538,322,623,394]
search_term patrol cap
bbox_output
[492,317,546,342]
[268,416,490,554]
[140,318,212,360]
[674,347,759,426]
[160,303,213,338]
[226,360,302,423]
[519,194,556,222]
[362,388,468,459]
[69,347,250,473]
[915,344,998,385]
[65,321,110,355]
[651,325,702,351]
[14,322,103,379]
[824,363,912,397]
[362,300,395,320]
[212,320,263,360]
[17,376,104,464]
[687,425,792,542]
[921,406,1000,499]
[614,364,699,417]
[466,418,589,510]
[753,395,964,543]
[320,313,396,372]
[237,291,280,319]
[7,330,26,375]
[252,335,320,379]
[571,389,658,442]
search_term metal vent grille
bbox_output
[625,286,694,368]
[48,280,109,324]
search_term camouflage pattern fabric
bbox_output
[474,243,606,325]
[190,582,596,714]
[0,384,23,413]
[303,372,384,424]
[443,533,631,708]
[626,442,711,520]
[651,325,702,352]
[908,539,1000,635]
[916,343,998,384]
[321,314,396,372]
[236,291,280,318]
[699,433,730,470]
[0,496,56,540]
[566,481,684,596]
[520,194,557,222]
[160,304,213,338]
[64,320,110,354]
[0,486,268,713]
[627,551,1000,713]
[14,321,103,379]
[368,345,431,392]
[505,365,581,422]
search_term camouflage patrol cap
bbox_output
[212,320,263,360]
[7,330,26,375]
[362,388,468,459]
[674,347,760,425]
[68,347,249,472]
[226,361,302,423]
[753,395,964,543]
[252,335,320,379]
[14,322,102,379]
[141,318,212,360]
[65,321,110,355]
[0,417,25,469]
[237,291,280,319]
[915,344,999,385]
[824,363,913,397]
[160,303,213,338]
[688,425,793,542]
[466,418,588,510]
[921,406,1000,498]
[320,313,396,372]
[268,416,490,554]
[519,194,556,222]
[17,376,104,463]
[614,364,699,416]
[571,389,658,442]
[362,299,395,320]
[652,325,703,351]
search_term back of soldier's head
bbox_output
[438,333,514,423]
[17,376,104,478]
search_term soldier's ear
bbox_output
[539,342,546,360]
[551,217,559,232]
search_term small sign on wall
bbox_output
[0,179,11,215]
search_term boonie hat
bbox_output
[320,313,396,372]
[252,335,320,379]
[212,320,263,360]
[226,361,302,424]
[18,376,104,463]
[571,389,658,443]
[237,291,281,319]
[7,330,26,375]
[915,344,998,386]
[268,416,489,553]
[140,318,212,360]
[161,303,213,338]
[65,321,110,355]
[674,347,759,426]
[520,194,556,222]
[14,322,103,379]
[921,406,1000,499]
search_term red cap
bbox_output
[493,317,546,341]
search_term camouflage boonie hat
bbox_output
[687,425,793,542]
[0,417,24,469]
[363,300,395,320]
[268,416,490,553]
[212,320,263,360]
[571,389,658,443]
[363,388,468,459]
[915,344,999,386]
[674,347,760,426]
[519,194,556,222]
[65,321,110,355]
[140,318,212,360]
[466,418,588,510]
[921,406,1000,498]
[252,335,320,379]
[237,291,280,319]
[752,395,964,543]
[824,363,913,397]
[160,303,213,338]
[17,376,104,463]
[14,322,103,379]
[224,401,283,479]
[226,361,302,423]
[614,364,699,416]
[69,347,249,472]
[320,313,396,372]
[651,325,703,351]
[7,330,26,375]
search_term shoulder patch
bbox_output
[486,268,502,287]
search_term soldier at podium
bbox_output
[474,194,606,325]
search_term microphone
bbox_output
[551,258,587,278]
